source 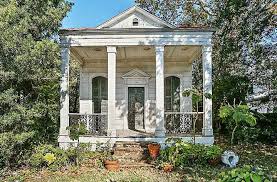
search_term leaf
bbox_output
[250,173,262,182]
[219,105,233,119]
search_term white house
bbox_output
[58,5,214,149]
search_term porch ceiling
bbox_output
[71,45,201,64]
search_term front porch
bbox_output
[58,42,213,149]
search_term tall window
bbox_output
[165,76,180,112]
[92,76,108,113]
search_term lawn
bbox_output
[4,143,276,182]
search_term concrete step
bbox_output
[112,141,151,165]
[114,142,145,148]
[114,146,145,152]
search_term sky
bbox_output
[62,0,135,28]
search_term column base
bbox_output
[155,129,166,137]
[202,128,213,136]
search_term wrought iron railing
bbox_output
[68,113,108,136]
[164,112,204,134]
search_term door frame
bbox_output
[122,69,150,131]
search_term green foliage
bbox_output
[67,122,87,141]
[29,144,68,170]
[219,104,257,145]
[219,104,256,126]
[0,0,71,169]
[235,113,277,144]
[218,165,272,182]
[205,145,223,160]
[0,132,34,169]
[213,74,251,123]
[182,88,203,105]
[158,139,223,168]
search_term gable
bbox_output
[96,6,174,29]
[122,69,151,79]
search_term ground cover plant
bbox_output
[2,142,276,182]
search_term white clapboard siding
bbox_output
[78,58,192,130]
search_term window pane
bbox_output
[92,76,108,113]
[165,76,180,112]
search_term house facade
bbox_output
[58,5,214,149]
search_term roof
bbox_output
[60,5,215,35]
[96,5,175,29]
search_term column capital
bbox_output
[107,46,117,53]
[202,45,212,53]
[155,45,165,52]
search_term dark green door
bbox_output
[128,87,145,130]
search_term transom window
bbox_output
[165,76,180,112]
[92,76,108,113]
[133,18,139,26]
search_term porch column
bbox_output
[107,46,117,136]
[202,45,213,136]
[155,45,166,137]
[59,43,70,137]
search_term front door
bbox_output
[128,87,145,131]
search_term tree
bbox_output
[0,0,71,168]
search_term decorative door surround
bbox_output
[122,69,151,132]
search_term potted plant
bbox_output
[104,156,120,171]
[205,145,223,166]
[162,162,173,172]
[148,143,161,160]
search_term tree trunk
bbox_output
[231,125,238,146]
[193,102,199,144]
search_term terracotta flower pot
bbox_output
[104,160,120,171]
[163,164,173,172]
[208,157,221,166]
[148,143,160,160]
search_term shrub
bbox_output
[227,113,277,144]
[218,165,272,182]
[0,132,34,169]
[29,144,68,170]
[205,145,223,160]
[219,104,256,145]
[158,139,223,168]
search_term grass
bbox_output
[2,143,277,182]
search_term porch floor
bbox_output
[116,129,154,138]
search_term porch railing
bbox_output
[165,112,204,135]
[68,113,108,136]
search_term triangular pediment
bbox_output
[122,69,151,79]
[96,6,174,29]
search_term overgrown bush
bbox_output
[29,144,68,170]
[29,144,110,170]
[158,139,223,168]
[219,104,256,145]
[0,132,34,169]
[224,113,277,144]
[218,165,272,182]
[235,113,277,144]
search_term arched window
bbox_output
[165,76,180,112]
[92,76,108,113]
[132,18,139,26]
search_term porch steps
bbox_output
[112,141,152,167]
